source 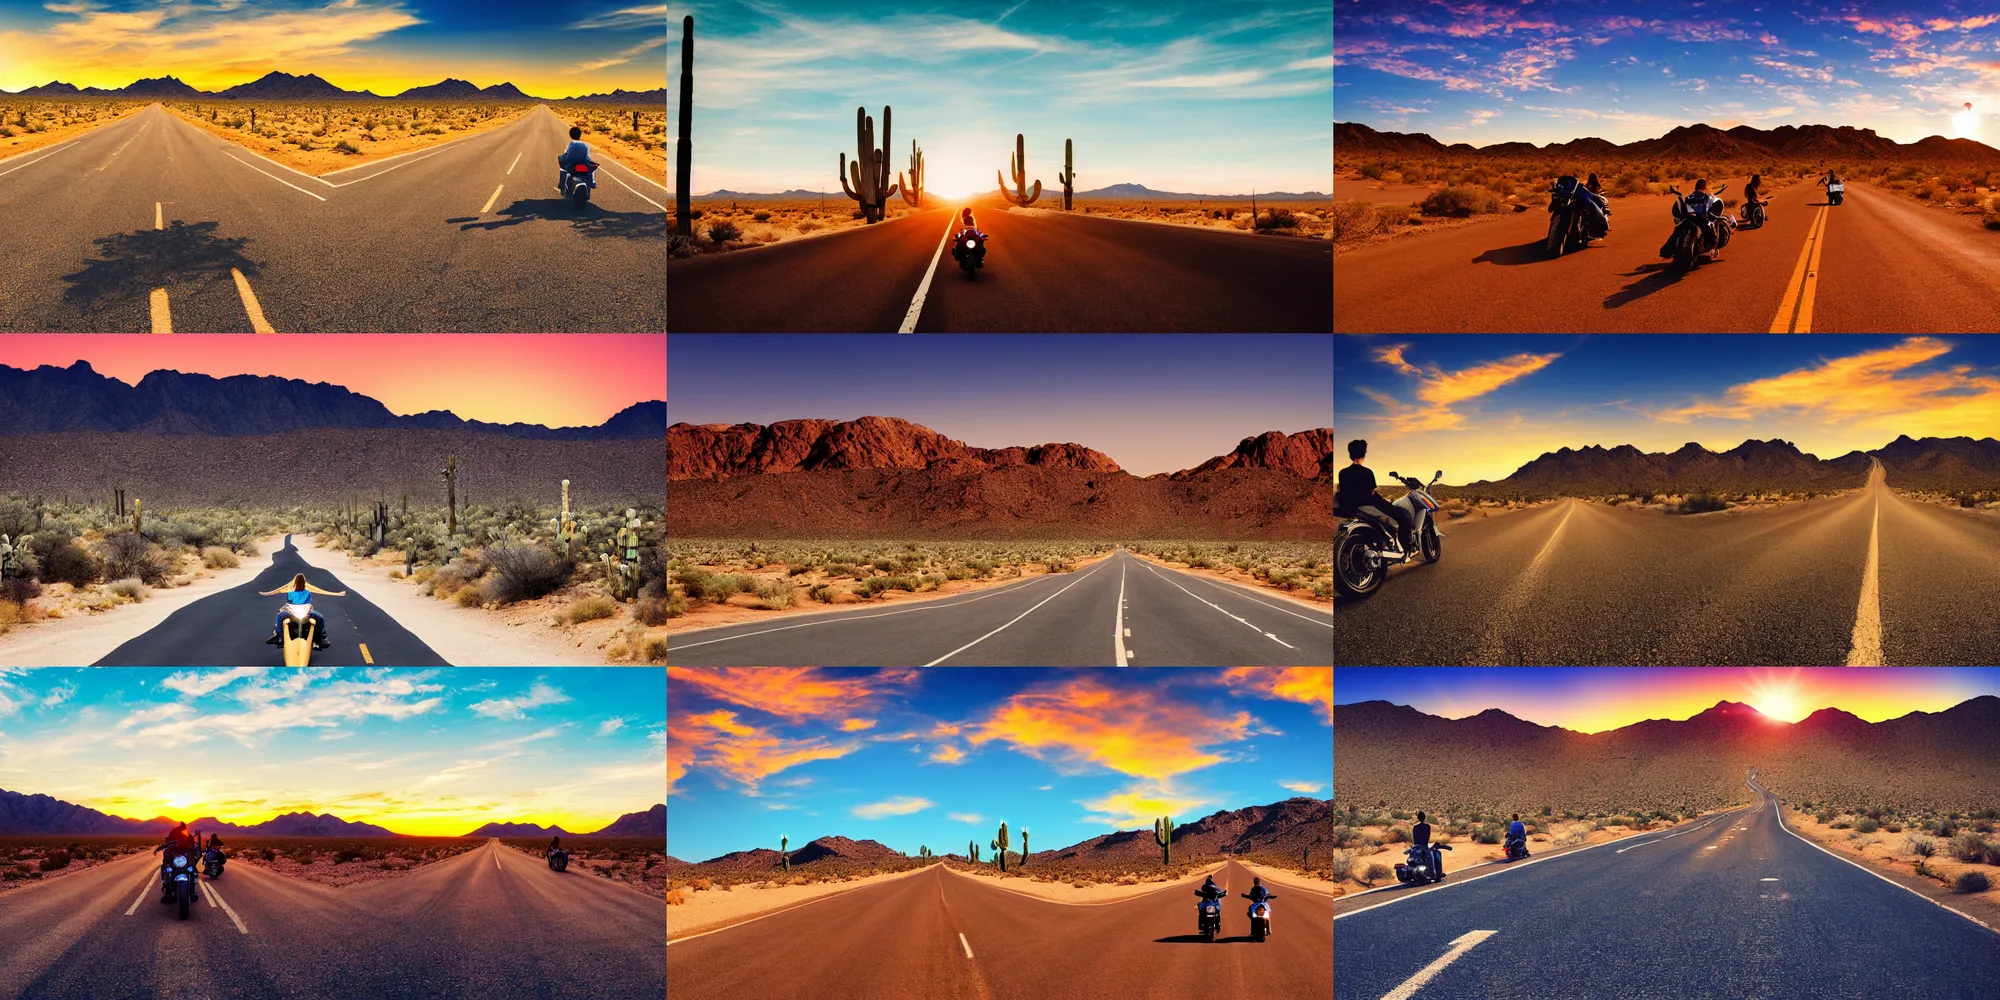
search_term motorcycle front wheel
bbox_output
[1545,212,1566,257]
[1334,533,1385,598]
[1670,229,1697,275]
[1421,523,1442,564]
[177,882,190,920]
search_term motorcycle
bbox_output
[1663,184,1733,275]
[278,601,317,666]
[1196,894,1223,941]
[1502,834,1530,862]
[949,228,988,280]
[1335,470,1444,599]
[1544,175,1607,257]
[1394,842,1451,885]
[1826,180,1844,206]
[559,161,597,209]
[203,848,226,879]
[548,849,570,873]
[1742,196,1768,228]
[161,847,199,919]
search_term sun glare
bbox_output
[1955,107,1981,138]
[1743,677,1807,723]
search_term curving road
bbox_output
[0,839,664,1000]
[1334,783,2000,1000]
[1336,461,2000,665]
[93,534,448,667]
[1334,177,2000,332]
[666,549,1332,666]
[0,104,665,332]
[668,204,1331,332]
[667,860,1331,1000]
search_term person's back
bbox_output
[558,126,595,169]
[1335,461,1377,515]
[1508,817,1526,842]
[1194,877,1225,902]
[1411,819,1432,850]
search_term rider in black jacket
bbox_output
[1336,439,1414,551]
[1241,877,1276,937]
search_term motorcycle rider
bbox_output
[261,572,345,650]
[1412,810,1443,881]
[546,833,564,858]
[1241,877,1275,937]
[153,821,198,902]
[1507,814,1528,856]
[1336,439,1414,553]
[951,207,989,261]
[1743,173,1764,221]
[1580,171,1610,234]
[558,125,597,192]
[1194,874,1227,907]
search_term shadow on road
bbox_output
[454,199,666,240]
[1151,935,1272,945]
[1604,259,1720,309]
[61,221,261,306]
[1471,240,1553,266]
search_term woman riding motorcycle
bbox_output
[260,572,345,650]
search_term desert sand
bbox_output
[668,864,938,939]
[1003,200,1331,239]
[0,99,145,162]
[939,860,1229,904]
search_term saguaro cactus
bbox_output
[969,840,979,863]
[899,140,925,208]
[675,15,694,237]
[781,835,790,873]
[997,133,1042,206]
[132,498,142,535]
[839,105,898,223]
[996,822,1009,872]
[1055,138,1074,210]
[1154,816,1174,865]
[441,456,458,536]
[1021,829,1029,866]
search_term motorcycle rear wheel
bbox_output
[1670,230,1697,275]
[1334,533,1385,598]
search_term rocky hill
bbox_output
[1043,798,1333,862]
[186,812,400,837]
[465,820,576,837]
[580,804,664,837]
[668,417,1120,480]
[1337,120,2000,164]
[0,790,405,835]
[689,835,904,870]
[4,74,652,103]
[1178,429,1335,479]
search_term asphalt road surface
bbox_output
[667,549,1332,666]
[1335,462,2000,665]
[668,204,1331,331]
[0,839,663,1000]
[1333,784,2000,1000]
[0,104,665,331]
[1334,176,2000,332]
[667,859,1331,1000]
[93,534,448,666]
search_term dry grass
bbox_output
[162,100,532,175]
[1063,198,1331,239]
[680,198,927,253]
[0,98,146,161]
[1124,540,1335,603]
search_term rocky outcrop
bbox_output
[667,417,1121,480]
[1178,429,1336,479]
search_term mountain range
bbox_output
[6,72,664,104]
[463,804,664,838]
[1334,697,2000,815]
[0,789,667,838]
[1336,120,2000,164]
[692,184,1327,200]
[0,361,662,439]
[1438,436,2000,496]
[667,419,1334,539]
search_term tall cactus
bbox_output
[839,105,898,223]
[996,822,1009,872]
[441,456,458,537]
[675,15,694,237]
[133,498,142,535]
[1154,816,1174,865]
[1020,829,1029,867]
[969,839,978,863]
[899,139,925,208]
[781,835,789,873]
[997,133,1042,206]
[1055,138,1074,210]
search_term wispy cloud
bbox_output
[469,681,570,721]
[597,718,627,736]
[1222,668,1332,724]
[948,812,984,824]
[1363,344,1561,433]
[852,795,933,819]
[1279,780,1325,794]
[928,743,966,764]
[668,667,917,721]
[1651,337,2000,436]
[1080,780,1217,829]
[840,718,877,732]
[670,710,859,793]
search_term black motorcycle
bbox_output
[203,848,226,879]
[1663,184,1733,275]
[1502,834,1530,862]
[548,848,570,873]
[1544,175,1607,257]
[1394,842,1450,885]
[1742,196,1768,228]
[1196,893,1223,942]
[161,846,199,919]
[950,227,987,280]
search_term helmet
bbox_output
[961,208,975,224]
[1253,877,1262,885]
[1203,875,1215,884]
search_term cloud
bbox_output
[1651,337,2000,437]
[159,668,260,697]
[967,676,1253,780]
[1037,785,1053,791]
[852,796,932,819]
[1279,780,1326,794]
[568,4,666,30]
[949,812,984,824]
[840,719,877,732]
[468,681,570,720]
[1080,781,1217,829]
[670,710,860,793]
[668,667,917,721]
[110,671,443,748]
[1361,345,1561,434]
[597,718,627,736]
[930,723,962,736]
[929,744,966,764]
[39,684,75,709]
[1222,668,1333,724]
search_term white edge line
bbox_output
[1333,808,1747,922]
[0,142,78,178]
[1136,560,1297,649]
[123,866,154,915]
[1146,556,1334,626]
[668,568,1079,650]
[1381,931,1498,1000]
[1613,815,1724,853]
[219,151,328,202]
[0,104,146,177]
[958,932,974,959]
[667,864,936,945]
[201,880,249,934]
[897,211,957,333]
[922,562,1108,665]
[602,168,667,212]
[321,146,454,187]
[1114,559,1130,666]
[1770,793,1999,936]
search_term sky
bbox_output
[666,667,1330,863]
[0,334,665,429]
[669,1,1331,195]
[668,334,1333,477]
[0,0,664,98]
[0,668,665,836]
[1334,334,2000,485]
[1335,667,2000,734]
[1336,0,2000,146]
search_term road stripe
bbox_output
[320,111,531,177]
[897,211,957,333]
[202,880,249,934]
[506,151,521,175]
[150,288,172,333]
[481,184,504,214]
[1379,930,1496,1000]
[602,169,667,211]
[495,849,503,869]
[124,867,155,915]
[1146,555,1333,626]
[220,152,329,201]
[155,202,162,230]
[1769,204,1828,332]
[958,932,974,959]
[0,129,98,178]
[1114,559,1130,666]
[669,568,1089,650]
[1136,561,1297,649]
[1846,480,1883,666]
[230,268,274,332]
[1613,814,1726,853]
[359,642,373,664]
[923,566,1108,665]
[1769,793,1997,935]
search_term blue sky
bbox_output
[667,668,1330,863]
[668,334,1334,477]
[0,0,664,97]
[1336,334,2000,484]
[669,1,1332,194]
[0,668,665,836]
[1336,1,2000,145]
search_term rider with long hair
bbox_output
[260,572,345,650]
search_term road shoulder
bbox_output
[667,864,935,941]
[1781,808,2000,933]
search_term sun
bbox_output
[1955,107,1981,139]
[1743,676,1807,723]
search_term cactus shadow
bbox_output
[60,221,261,307]
[455,199,667,240]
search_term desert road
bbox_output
[0,839,664,1000]
[92,534,449,666]
[1336,461,2000,665]
[667,549,1332,666]
[668,205,1331,332]
[1334,176,2000,332]
[1333,785,2000,1000]
[667,859,1331,1000]
[0,104,665,331]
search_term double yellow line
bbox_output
[1769,203,1830,332]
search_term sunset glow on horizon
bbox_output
[1335,668,2000,734]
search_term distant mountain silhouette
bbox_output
[689,834,906,869]
[1444,436,2000,496]
[583,804,664,837]
[0,789,402,835]
[395,79,538,101]
[1338,120,2000,163]
[184,812,401,836]
[1076,183,1329,200]
[1,76,659,103]
[0,361,661,439]
[217,71,381,101]
[555,88,666,105]
[1044,797,1332,861]
[465,820,576,837]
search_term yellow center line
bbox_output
[149,288,172,333]
[1769,203,1829,332]
[481,184,504,214]
[230,268,274,333]
[155,202,162,230]
[358,643,373,664]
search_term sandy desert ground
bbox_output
[1782,807,2000,924]
[667,864,939,938]
[1011,199,1331,239]
[1121,544,1333,608]
[677,198,929,253]
[0,98,145,161]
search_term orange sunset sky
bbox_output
[0,334,663,429]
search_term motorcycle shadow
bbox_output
[1604,258,1723,309]
[449,200,667,240]
[1470,240,1555,266]
[1152,934,1267,944]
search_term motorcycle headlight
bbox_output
[173,856,186,867]
[965,239,977,249]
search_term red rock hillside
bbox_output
[668,417,1121,481]
[1177,429,1336,479]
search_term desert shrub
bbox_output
[201,546,240,569]
[567,595,618,623]
[823,563,858,579]
[707,220,741,243]
[862,575,917,595]
[643,636,668,663]
[666,887,687,905]
[1956,871,1991,894]
[333,849,364,864]
[663,593,687,618]
[676,567,718,601]
[753,211,772,222]
[37,852,70,872]
[1677,493,1731,514]
[482,542,570,604]
[107,578,150,602]
[95,533,168,585]
[1830,819,1852,829]
[1474,822,1503,844]
[1908,834,1938,858]
[786,564,812,576]
[1253,208,1299,230]
[1949,832,1989,862]
[633,596,670,626]
[1420,185,1504,216]
[455,583,486,608]
[1385,826,1411,844]
[872,558,894,572]
[808,585,834,603]
[1856,818,1880,834]
[1362,862,1393,885]
[758,577,796,608]
[1,576,40,604]
[0,498,36,537]
[1330,851,1353,881]
[1884,822,1903,833]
